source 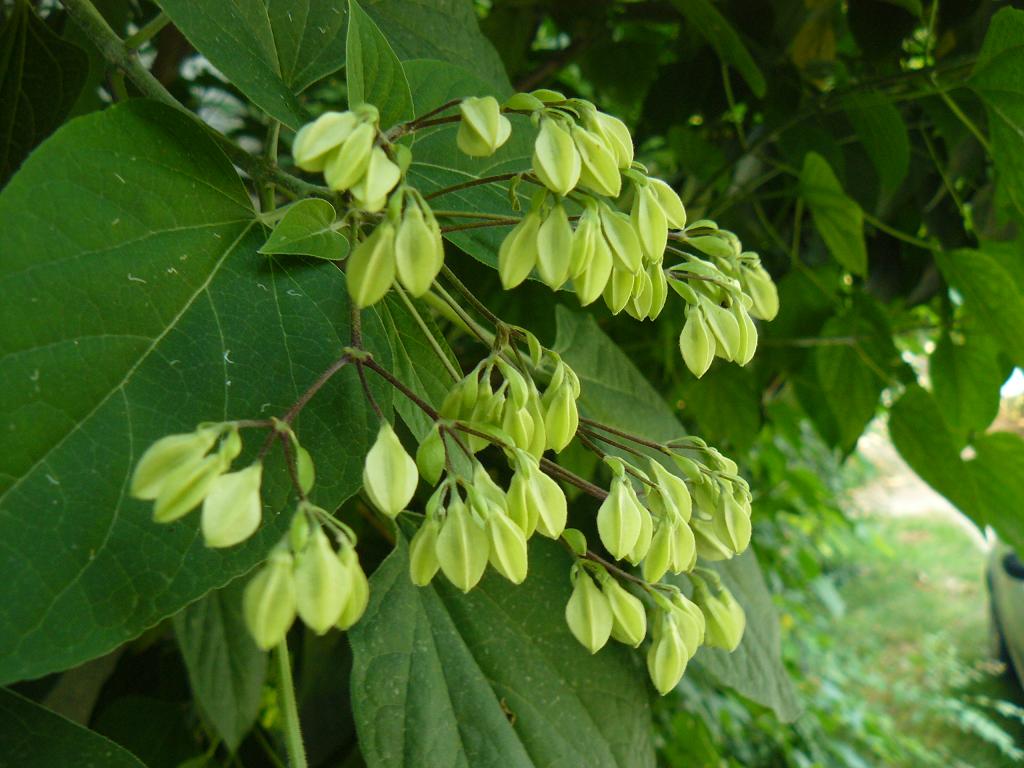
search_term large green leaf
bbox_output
[667,0,766,98]
[970,8,1024,220]
[173,578,266,752]
[0,100,385,684]
[346,0,413,129]
[800,152,867,276]
[155,0,348,128]
[552,307,799,720]
[349,535,656,768]
[929,331,1003,437]
[0,1,88,183]
[679,365,762,453]
[935,248,1024,365]
[841,92,910,194]
[970,432,1024,551]
[0,688,147,767]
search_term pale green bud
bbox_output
[496,359,530,409]
[350,147,401,213]
[131,427,219,501]
[409,516,441,586]
[243,551,297,651]
[572,124,621,198]
[153,453,225,524]
[687,234,735,259]
[734,304,758,366]
[565,570,613,653]
[506,469,539,537]
[648,178,686,229]
[647,262,668,320]
[604,577,647,647]
[599,204,642,273]
[293,111,357,172]
[669,591,706,651]
[537,202,573,289]
[324,121,374,192]
[295,527,349,634]
[696,583,745,652]
[743,263,779,321]
[649,461,692,521]
[583,109,634,169]
[642,519,672,583]
[508,457,567,539]
[573,227,613,306]
[543,383,578,453]
[625,268,653,321]
[436,498,489,592]
[294,443,315,495]
[631,183,667,263]
[570,205,599,279]
[714,492,752,554]
[597,477,643,560]
[702,298,741,362]
[524,391,548,459]
[531,88,566,103]
[336,546,369,630]
[201,463,263,548]
[362,421,418,517]
[532,118,581,196]
[504,92,545,111]
[691,517,735,561]
[457,96,512,157]
[501,402,535,451]
[603,265,635,315]
[415,426,446,486]
[347,221,396,307]
[670,520,697,573]
[647,612,688,695]
[627,500,653,565]
[486,511,529,584]
[395,204,444,297]
[290,509,311,553]
[679,308,715,378]
[498,210,541,289]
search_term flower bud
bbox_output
[570,205,598,278]
[537,202,573,289]
[647,612,688,695]
[457,96,512,157]
[714,492,752,554]
[504,92,545,111]
[670,520,697,573]
[543,383,578,453]
[649,461,692,521]
[350,147,401,213]
[153,453,226,523]
[502,402,535,452]
[691,517,735,561]
[409,516,441,586]
[324,121,375,192]
[625,268,653,321]
[486,512,529,584]
[574,228,613,306]
[696,583,745,652]
[703,299,741,362]
[597,477,643,560]
[572,124,621,198]
[347,221,396,307]
[679,308,715,378]
[532,118,581,196]
[131,428,221,501]
[599,204,642,273]
[648,178,687,229]
[669,591,706,651]
[603,266,635,315]
[647,263,668,320]
[631,183,667,263]
[498,210,540,289]
[395,203,444,297]
[743,263,778,321]
[734,304,758,366]
[415,425,446,486]
[627,501,653,564]
[362,421,418,517]
[293,111,357,172]
[243,551,297,650]
[582,109,633,168]
[294,527,349,634]
[508,457,567,539]
[200,463,263,548]
[565,570,613,653]
[436,498,489,592]
[641,519,672,582]
[336,546,369,630]
[603,578,647,647]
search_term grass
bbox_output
[835,513,1024,767]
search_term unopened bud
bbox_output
[409,516,441,586]
[243,551,297,650]
[347,221,396,307]
[537,202,573,289]
[631,183,668,263]
[599,204,642,273]
[153,453,225,524]
[324,121,375,192]
[696,582,745,652]
[642,519,672,583]
[350,147,401,212]
[498,210,540,289]
[603,578,647,647]
[415,426,446,486]
[573,228,613,306]
[295,527,349,634]
[648,178,687,229]
[201,463,263,548]
[362,421,419,517]
[293,111,357,172]
[395,203,444,297]
[744,263,778,321]
[582,109,634,169]
[572,124,621,198]
[679,307,715,378]
[457,96,512,157]
[532,118,581,196]
[565,570,613,653]
[597,477,643,560]
[131,428,220,501]
[486,512,529,584]
[436,498,489,592]
[336,546,370,630]
[647,612,687,695]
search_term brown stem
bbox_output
[423,172,519,201]
[280,434,308,502]
[441,218,520,233]
[539,458,608,500]
[578,418,669,454]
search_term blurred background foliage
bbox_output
[6,0,1024,764]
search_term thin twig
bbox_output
[423,173,519,201]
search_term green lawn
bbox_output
[836,513,1024,767]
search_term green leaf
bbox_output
[935,248,1024,366]
[0,100,386,684]
[970,8,1024,220]
[667,0,766,98]
[155,0,348,128]
[552,307,798,720]
[671,551,801,723]
[930,331,1004,437]
[811,302,894,452]
[0,688,147,767]
[361,0,510,93]
[841,92,910,194]
[173,578,266,752]
[970,432,1024,552]
[679,365,762,453]
[0,1,88,183]
[377,294,459,440]
[259,199,349,261]
[800,152,867,276]
[346,0,414,129]
[349,534,656,768]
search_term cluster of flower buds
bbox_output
[456,96,512,157]
[669,220,779,377]
[130,422,265,548]
[692,575,745,652]
[347,187,446,307]
[646,588,706,694]
[565,561,647,653]
[292,105,402,211]
[242,506,369,650]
